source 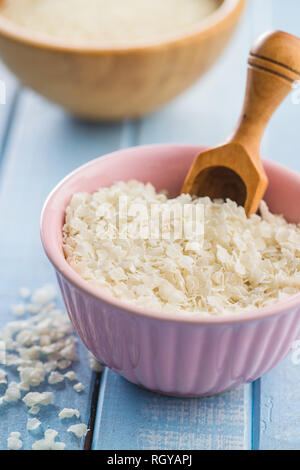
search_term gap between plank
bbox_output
[84,370,103,450]
[251,379,261,449]
[91,367,109,450]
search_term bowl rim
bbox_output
[40,143,300,326]
[0,0,245,53]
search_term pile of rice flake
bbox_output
[0,285,102,450]
[63,181,300,315]
[0,0,219,45]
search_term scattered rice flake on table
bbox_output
[0,284,80,396]
[89,353,103,372]
[32,429,65,450]
[48,371,64,384]
[11,304,26,317]
[19,287,31,299]
[28,406,40,415]
[63,181,300,316]
[0,368,7,384]
[23,391,54,407]
[19,365,46,390]
[0,284,90,449]
[59,408,80,419]
[59,343,78,361]
[7,432,23,450]
[57,360,71,370]
[73,382,85,393]
[26,303,40,315]
[64,371,77,381]
[4,382,21,403]
[31,284,56,305]
[27,418,41,431]
[67,424,88,438]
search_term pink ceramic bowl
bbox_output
[41,145,300,397]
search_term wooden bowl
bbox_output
[0,0,245,120]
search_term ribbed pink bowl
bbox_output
[41,145,300,397]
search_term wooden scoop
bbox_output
[182,30,300,216]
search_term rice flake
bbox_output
[73,382,85,393]
[27,418,41,431]
[32,429,65,450]
[7,432,23,450]
[0,285,88,449]
[59,408,80,420]
[63,181,300,316]
[67,424,88,438]
[23,391,54,408]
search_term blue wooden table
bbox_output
[0,0,300,450]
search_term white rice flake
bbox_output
[28,406,40,415]
[73,382,85,393]
[32,429,65,450]
[7,432,23,450]
[27,418,41,431]
[23,392,54,408]
[19,365,46,390]
[67,424,88,438]
[11,304,26,317]
[59,343,78,361]
[26,303,40,315]
[48,371,64,385]
[64,371,77,381]
[19,287,31,299]
[0,284,90,449]
[63,181,300,316]
[89,353,103,372]
[57,360,71,370]
[0,368,7,385]
[4,382,21,403]
[0,0,219,46]
[59,408,80,419]
[31,284,56,306]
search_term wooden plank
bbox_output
[0,86,122,450]
[258,356,300,450]
[256,0,300,450]
[93,370,251,450]
[93,3,259,451]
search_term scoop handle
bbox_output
[229,30,300,159]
